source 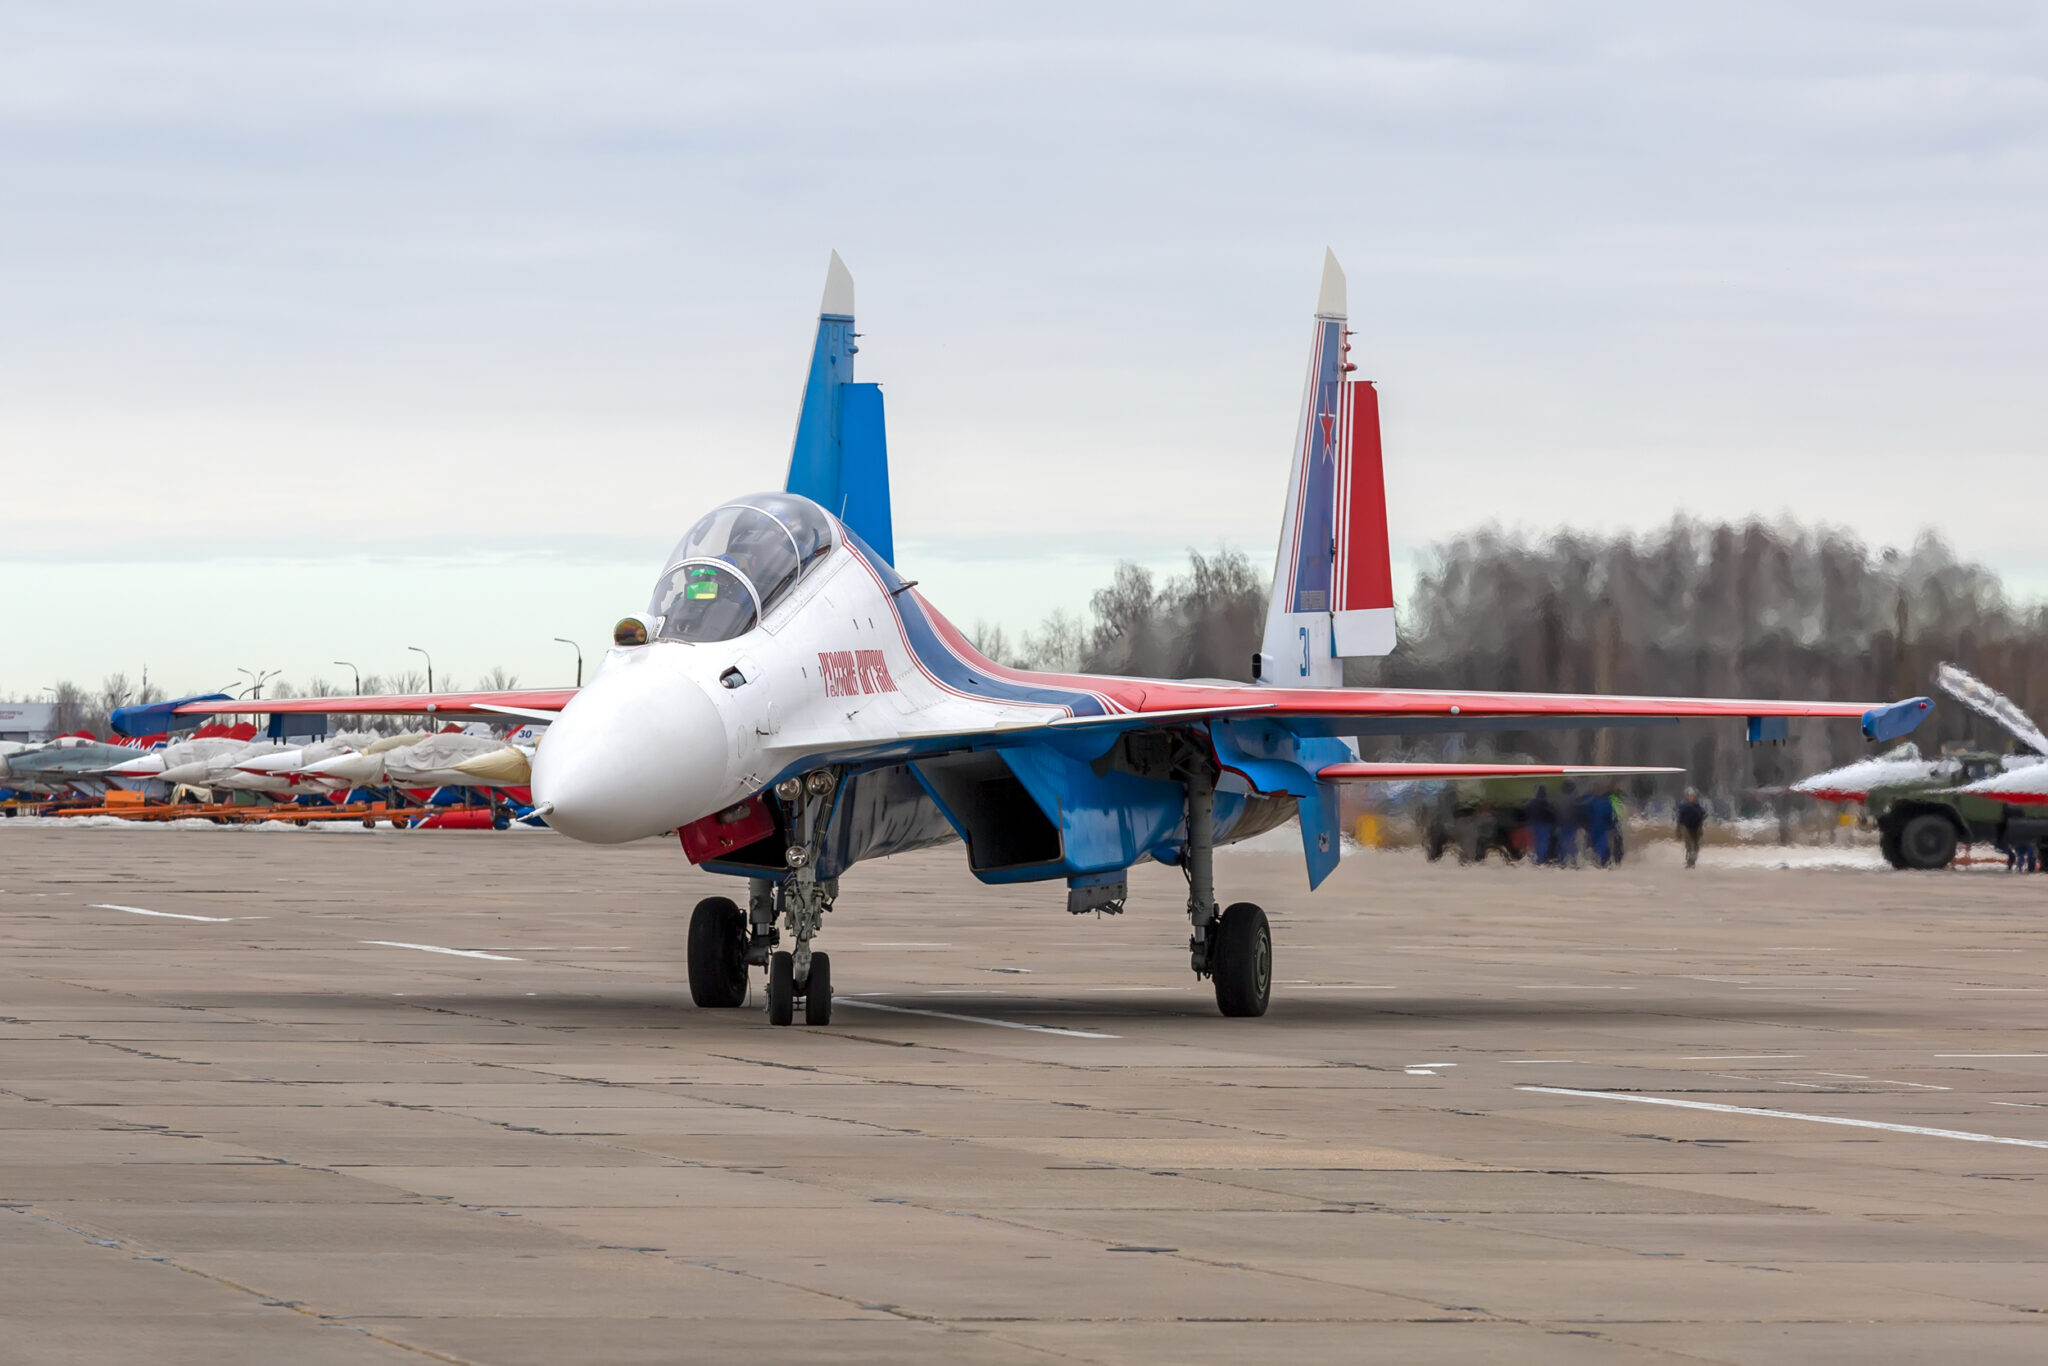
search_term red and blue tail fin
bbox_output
[1257,250,1396,688]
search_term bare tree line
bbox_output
[976,519,2048,802]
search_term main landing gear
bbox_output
[685,768,838,1026]
[1183,767,1272,1017]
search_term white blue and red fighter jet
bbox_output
[159,251,1934,1025]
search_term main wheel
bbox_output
[766,951,795,1026]
[1211,902,1272,1018]
[687,896,749,1008]
[1897,812,1959,870]
[804,951,833,1026]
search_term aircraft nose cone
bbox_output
[532,655,729,844]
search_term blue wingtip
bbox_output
[1862,696,1934,744]
[110,693,233,737]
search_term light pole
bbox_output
[334,660,361,694]
[553,637,583,688]
[236,667,280,701]
[407,646,434,693]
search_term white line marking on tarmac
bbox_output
[1686,1055,1803,1060]
[1935,1054,2048,1058]
[1505,1060,1580,1064]
[860,942,951,948]
[92,904,234,923]
[363,941,524,962]
[1520,1086,2048,1149]
[835,999,1117,1038]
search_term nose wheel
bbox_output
[765,950,832,1026]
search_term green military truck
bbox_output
[1869,750,2048,869]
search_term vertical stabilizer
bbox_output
[786,251,896,564]
[1256,250,1396,687]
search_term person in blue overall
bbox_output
[1556,781,1582,867]
[1526,786,1557,865]
[1583,786,1616,867]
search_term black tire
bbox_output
[766,951,795,1026]
[687,896,749,1008]
[804,952,833,1026]
[1879,827,1904,868]
[1897,812,1959,870]
[1424,826,1447,862]
[1212,902,1272,1018]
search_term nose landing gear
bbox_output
[685,768,842,1026]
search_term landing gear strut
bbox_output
[685,769,840,1025]
[767,768,838,1026]
[1183,764,1271,1017]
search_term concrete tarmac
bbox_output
[2,823,2045,1364]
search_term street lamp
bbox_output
[406,646,434,693]
[553,637,584,688]
[334,660,361,694]
[236,667,280,701]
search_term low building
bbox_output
[0,702,56,742]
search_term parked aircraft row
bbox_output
[0,725,539,803]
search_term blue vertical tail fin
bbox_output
[785,251,895,564]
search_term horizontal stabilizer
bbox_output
[1318,761,1683,783]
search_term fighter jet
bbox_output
[299,730,513,790]
[0,737,160,796]
[172,252,1933,1025]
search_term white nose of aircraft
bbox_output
[531,654,730,844]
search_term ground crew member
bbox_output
[1676,788,1706,869]
[1526,786,1556,864]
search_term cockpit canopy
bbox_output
[647,493,837,643]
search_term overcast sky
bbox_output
[3,2,2044,696]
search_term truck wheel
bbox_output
[1424,826,1447,862]
[1879,827,1904,868]
[1897,813,1959,870]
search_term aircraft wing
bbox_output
[171,689,578,721]
[1092,681,1933,743]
